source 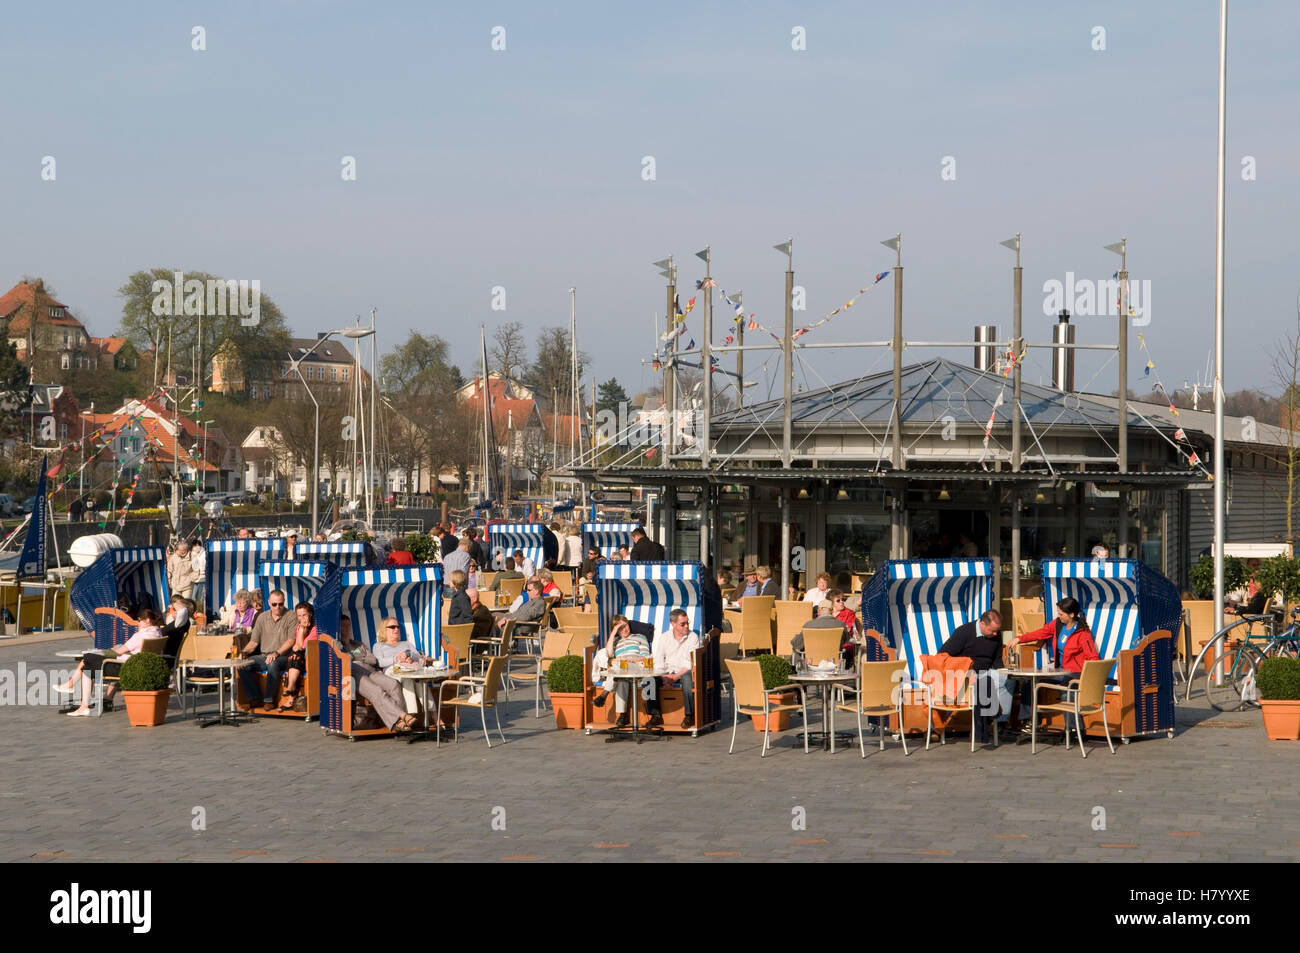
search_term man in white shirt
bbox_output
[513,549,536,579]
[652,608,700,729]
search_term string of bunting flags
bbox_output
[1137,333,1213,479]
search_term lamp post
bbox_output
[198,419,215,494]
[79,402,93,500]
[287,326,376,538]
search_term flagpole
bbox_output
[1213,0,1229,643]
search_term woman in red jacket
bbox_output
[1016,596,1099,672]
[1011,596,1100,729]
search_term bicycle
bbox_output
[1186,606,1300,711]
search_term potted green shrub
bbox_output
[753,653,796,733]
[118,653,172,727]
[546,653,586,729]
[1189,555,1246,600]
[1257,657,1300,741]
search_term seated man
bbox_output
[340,614,417,731]
[937,609,1009,742]
[487,557,524,591]
[736,567,760,602]
[236,588,298,708]
[652,608,700,729]
[792,589,853,664]
[467,588,495,640]
[591,614,656,728]
[514,549,536,579]
[497,579,548,635]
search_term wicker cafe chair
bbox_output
[1032,659,1115,757]
[552,606,589,632]
[178,633,236,718]
[833,660,911,757]
[801,627,842,668]
[97,635,168,715]
[495,576,525,608]
[441,623,474,673]
[774,600,813,657]
[738,595,775,655]
[437,654,508,748]
[509,631,575,717]
[724,658,808,757]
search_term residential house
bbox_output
[0,279,100,375]
[211,333,371,400]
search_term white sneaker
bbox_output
[67,709,92,717]
[466,692,483,705]
[52,684,74,694]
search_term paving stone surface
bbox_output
[3,636,1297,862]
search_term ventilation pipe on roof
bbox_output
[1052,310,1075,393]
[973,325,997,371]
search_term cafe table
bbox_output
[1002,666,1073,746]
[789,667,857,752]
[602,663,667,744]
[181,656,251,727]
[389,665,458,743]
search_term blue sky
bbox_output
[3,1,1295,402]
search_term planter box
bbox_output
[550,691,585,729]
[752,690,796,732]
[122,689,170,727]
[1260,699,1300,741]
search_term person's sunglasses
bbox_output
[270,601,284,607]
[385,624,399,630]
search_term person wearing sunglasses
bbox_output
[236,588,297,708]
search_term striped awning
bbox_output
[595,561,723,647]
[1040,558,1183,686]
[486,523,546,572]
[860,559,995,680]
[257,559,333,611]
[314,564,444,659]
[69,546,170,649]
[582,522,639,558]
[293,541,373,568]
[205,539,285,614]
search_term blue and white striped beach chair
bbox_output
[594,560,723,732]
[70,546,171,650]
[1039,558,1178,738]
[314,564,444,736]
[860,559,995,683]
[205,539,285,615]
[581,522,639,559]
[486,523,547,572]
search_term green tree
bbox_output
[596,377,629,414]
[116,268,291,391]
[0,338,31,437]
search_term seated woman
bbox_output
[277,603,318,710]
[1010,595,1100,728]
[590,614,657,729]
[372,616,425,715]
[230,590,256,630]
[57,608,164,716]
[339,614,418,731]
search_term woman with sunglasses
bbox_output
[371,617,425,717]
[278,603,319,710]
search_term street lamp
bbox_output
[286,326,376,538]
[79,402,93,500]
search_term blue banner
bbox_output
[17,456,48,580]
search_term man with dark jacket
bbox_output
[439,525,458,558]
[630,527,664,561]
[467,528,487,570]
[938,609,1006,742]
[542,522,560,568]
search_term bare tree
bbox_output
[490,322,528,385]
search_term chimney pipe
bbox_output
[973,325,997,371]
[1052,310,1075,392]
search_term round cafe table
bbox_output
[789,668,857,752]
[1002,667,1073,746]
[389,666,458,743]
[180,657,251,728]
[603,665,668,744]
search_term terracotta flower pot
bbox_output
[753,690,796,732]
[550,691,585,729]
[1260,699,1300,741]
[122,689,171,727]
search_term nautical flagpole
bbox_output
[1213,0,1229,630]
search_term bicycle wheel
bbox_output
[1204,643,1256,712]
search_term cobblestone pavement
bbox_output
[3,635,1296,863]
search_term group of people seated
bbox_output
[590,608,701,730]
